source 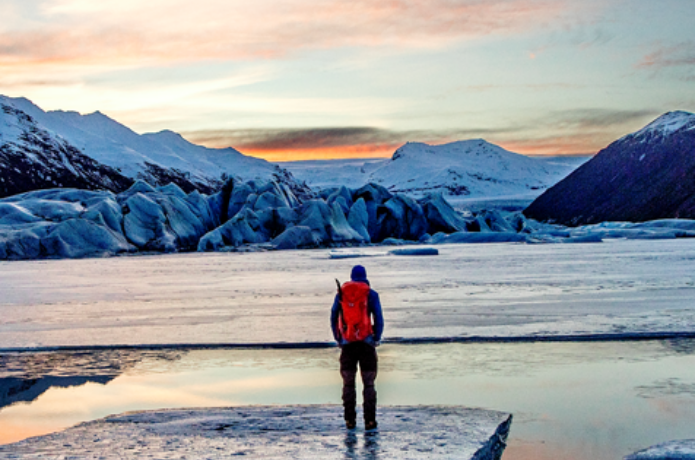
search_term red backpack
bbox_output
[338,281,373,342]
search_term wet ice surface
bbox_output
[0,405,511,459]
[1,342,695,459]
[1,239,695,349]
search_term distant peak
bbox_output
[391,138,503,160]
[631,110,695,139]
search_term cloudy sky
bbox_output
[1,0,693,160]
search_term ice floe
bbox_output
[625,439,695,459]
[0,405,512,460]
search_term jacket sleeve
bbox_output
[369,290,384,342]
[330,294,342,343]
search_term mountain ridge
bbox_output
[0,95,307,197]
[524,111,695,225]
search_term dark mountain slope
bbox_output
[524,111,695,226]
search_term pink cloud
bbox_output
[638,42,695,69]
[0,0,578,65]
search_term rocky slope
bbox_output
[524,111,695,225]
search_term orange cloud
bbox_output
[242,145,397,162]
[181,106,660,160]
[0,0,579,65]
[183,127,406,161]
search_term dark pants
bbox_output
[340,341,378,423]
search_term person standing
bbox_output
[331,265,384,431]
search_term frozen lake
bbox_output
[1,239,695,458]
[1,239,695,349]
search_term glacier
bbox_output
[2,176,695,261]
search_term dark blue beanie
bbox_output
[351,265,367,282]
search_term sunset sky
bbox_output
[1,0,694,161]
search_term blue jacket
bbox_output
[331,282,384,347]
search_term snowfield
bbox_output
[0,405,512,459]
[280,147,587,204]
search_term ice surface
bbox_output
[1,239,695,349]
[0,405,511,460]
[625,440,695,459]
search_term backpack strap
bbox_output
[336,278,346,334]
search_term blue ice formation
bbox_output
[2,178,695,260]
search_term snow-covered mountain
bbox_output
[0,95,307,197]
[282,140,583,202]
[524,111,695,225]
[1,101,134,198]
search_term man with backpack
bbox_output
[331,265,384,431]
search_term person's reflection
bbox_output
[343,430,380,460]
[343,431,358,459]
[363,431,380,460]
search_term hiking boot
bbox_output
[346,420,356,430]
[365,420,378,431]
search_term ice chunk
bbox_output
[625,439,695,459]
[123,193,174,251]
[13,199,84,222]
[81,198,124,234]
[157,183,187,200]
[327,186,353,211]
[227,182,255,220]
[420,193,470,234]
[526,234,603,244]
[376,194,428,242]
[254,190,289,211]
[347,198,370,242]
[186,190,216,231]
[353,183,393,240]
[0,202,42,225]
[389,247,439,256]
[381,237,406,245]
[443,232,527,244]
[198,208,268,251]
[329,202,365,242]
[119,180,157,200]
[41,219,133,258]
[0,223,50,259]
[478,209,516,233]
[272,225,318,250]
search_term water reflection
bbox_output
[1,341,695,460]
[0,350,182,411]
[363,432,380,460]
[661,338,695,355]
[0,375,114,410]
